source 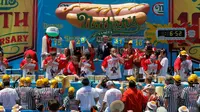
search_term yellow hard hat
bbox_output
[43,78,49,85]
[2,74,10,81]
[190,74,198,81]
[50,79,58,88]
[0,82,3,88]
[126,76,136,82]
[25,77,31,83]
[128,40,133,44]
[19,77,26,86]
[188,76,195,83]
[36,79,44,87]
[68,87,75,93]
[180,50,187,55]
[173,75,181,82]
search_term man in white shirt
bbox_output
[0,74,19,109]
[95,78,108,110]
[158,49,168,76]
[100,81,122,112]
[76,78,99,111]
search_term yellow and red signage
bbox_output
[0,0,37,60]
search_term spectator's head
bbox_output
[180,47,185,51]
[2,74,10,82]
[50,79,58,88]
[19,77,26,87]
[0,105,5,112]
[25,54,32,63]
[179,50,187,61]
[0,82,3,90]
[71,55,78,65]
[0,51,4,60]
[129,80,136,88]
[178,106,189,112]
[145,76,153,84]
[103,35,109,43]
[43,78,49,87]
[188,75,195,86]
[165,75,174,84]
[24,77,31,87]
[110,48,117,57]
[64,48,70,56]
[147,101,157,111]
[106,81,115,89]
[173,75,181,85]
[190,74,198,83]
[82,51,91,60]
[81,78,90,86]
[36,79,44,88]
[50,52,57,60]
[160,48,167,57]
[68,87,75,99]
[110,100,124,112]
[48,99,60,112]
[37,103,44,112]
[156,107,167,112]
[101,78,108,89]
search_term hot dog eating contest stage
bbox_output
[55,3,150,29]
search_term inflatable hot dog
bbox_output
[55,3,150,28]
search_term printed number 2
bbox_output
[178,12,200,24]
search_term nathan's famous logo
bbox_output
[0,0,18,10]
[55,2,150,35]
[0,0,36,60]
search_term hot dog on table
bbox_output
[55,3,150,28]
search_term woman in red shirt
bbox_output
[122,48,134,77]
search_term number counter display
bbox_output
[156,28,186,40]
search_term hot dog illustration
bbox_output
[55,3,150,28]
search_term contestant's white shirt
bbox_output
[103,88,122,110]
[160,57,168,76]
[76,86,99,111]
[95,88,107,109]
[0,88,19,109]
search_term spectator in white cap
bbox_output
[110,100,124,112]
[100,81,122,112]
[178,106,189,112]
[145,101,157,112]
[156,107,167,112]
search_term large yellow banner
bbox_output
[0,0,37,60]
[170,0,200,61]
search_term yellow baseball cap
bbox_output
[50,79,58,88]
[68,87,75,93]
[128,40,132,44]
[2,74,10,80]
[36,79,44,87]
[180,50,187,55]
[43,78,49,85]
[25,77,31,83]
[173,75,181,82]
[188,75,195,83]
[126,76,136,82]
[190,74,198,80]
[19,77,26,86]
[0,82,3,88]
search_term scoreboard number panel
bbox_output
[156,28,186,40]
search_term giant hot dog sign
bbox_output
[0,0,37,60]
[55,3,150,36]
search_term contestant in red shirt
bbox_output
[122,48,134,77]
[58,48,71,69]
[43,52,60,79]
[63,56,80,79]
[24,48,38,62]
[79,51,95,77]
[121,79,148,112]
[142,54,162,78]
[0,51,8,74]
[101,48,124,80]
[20,54,38,77]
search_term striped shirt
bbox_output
[15,87,35,110]
[163,84,178,112]
[35,87,60,110]
[175,84,184,108]
[193,83,200,93]
[181,86,199,112]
